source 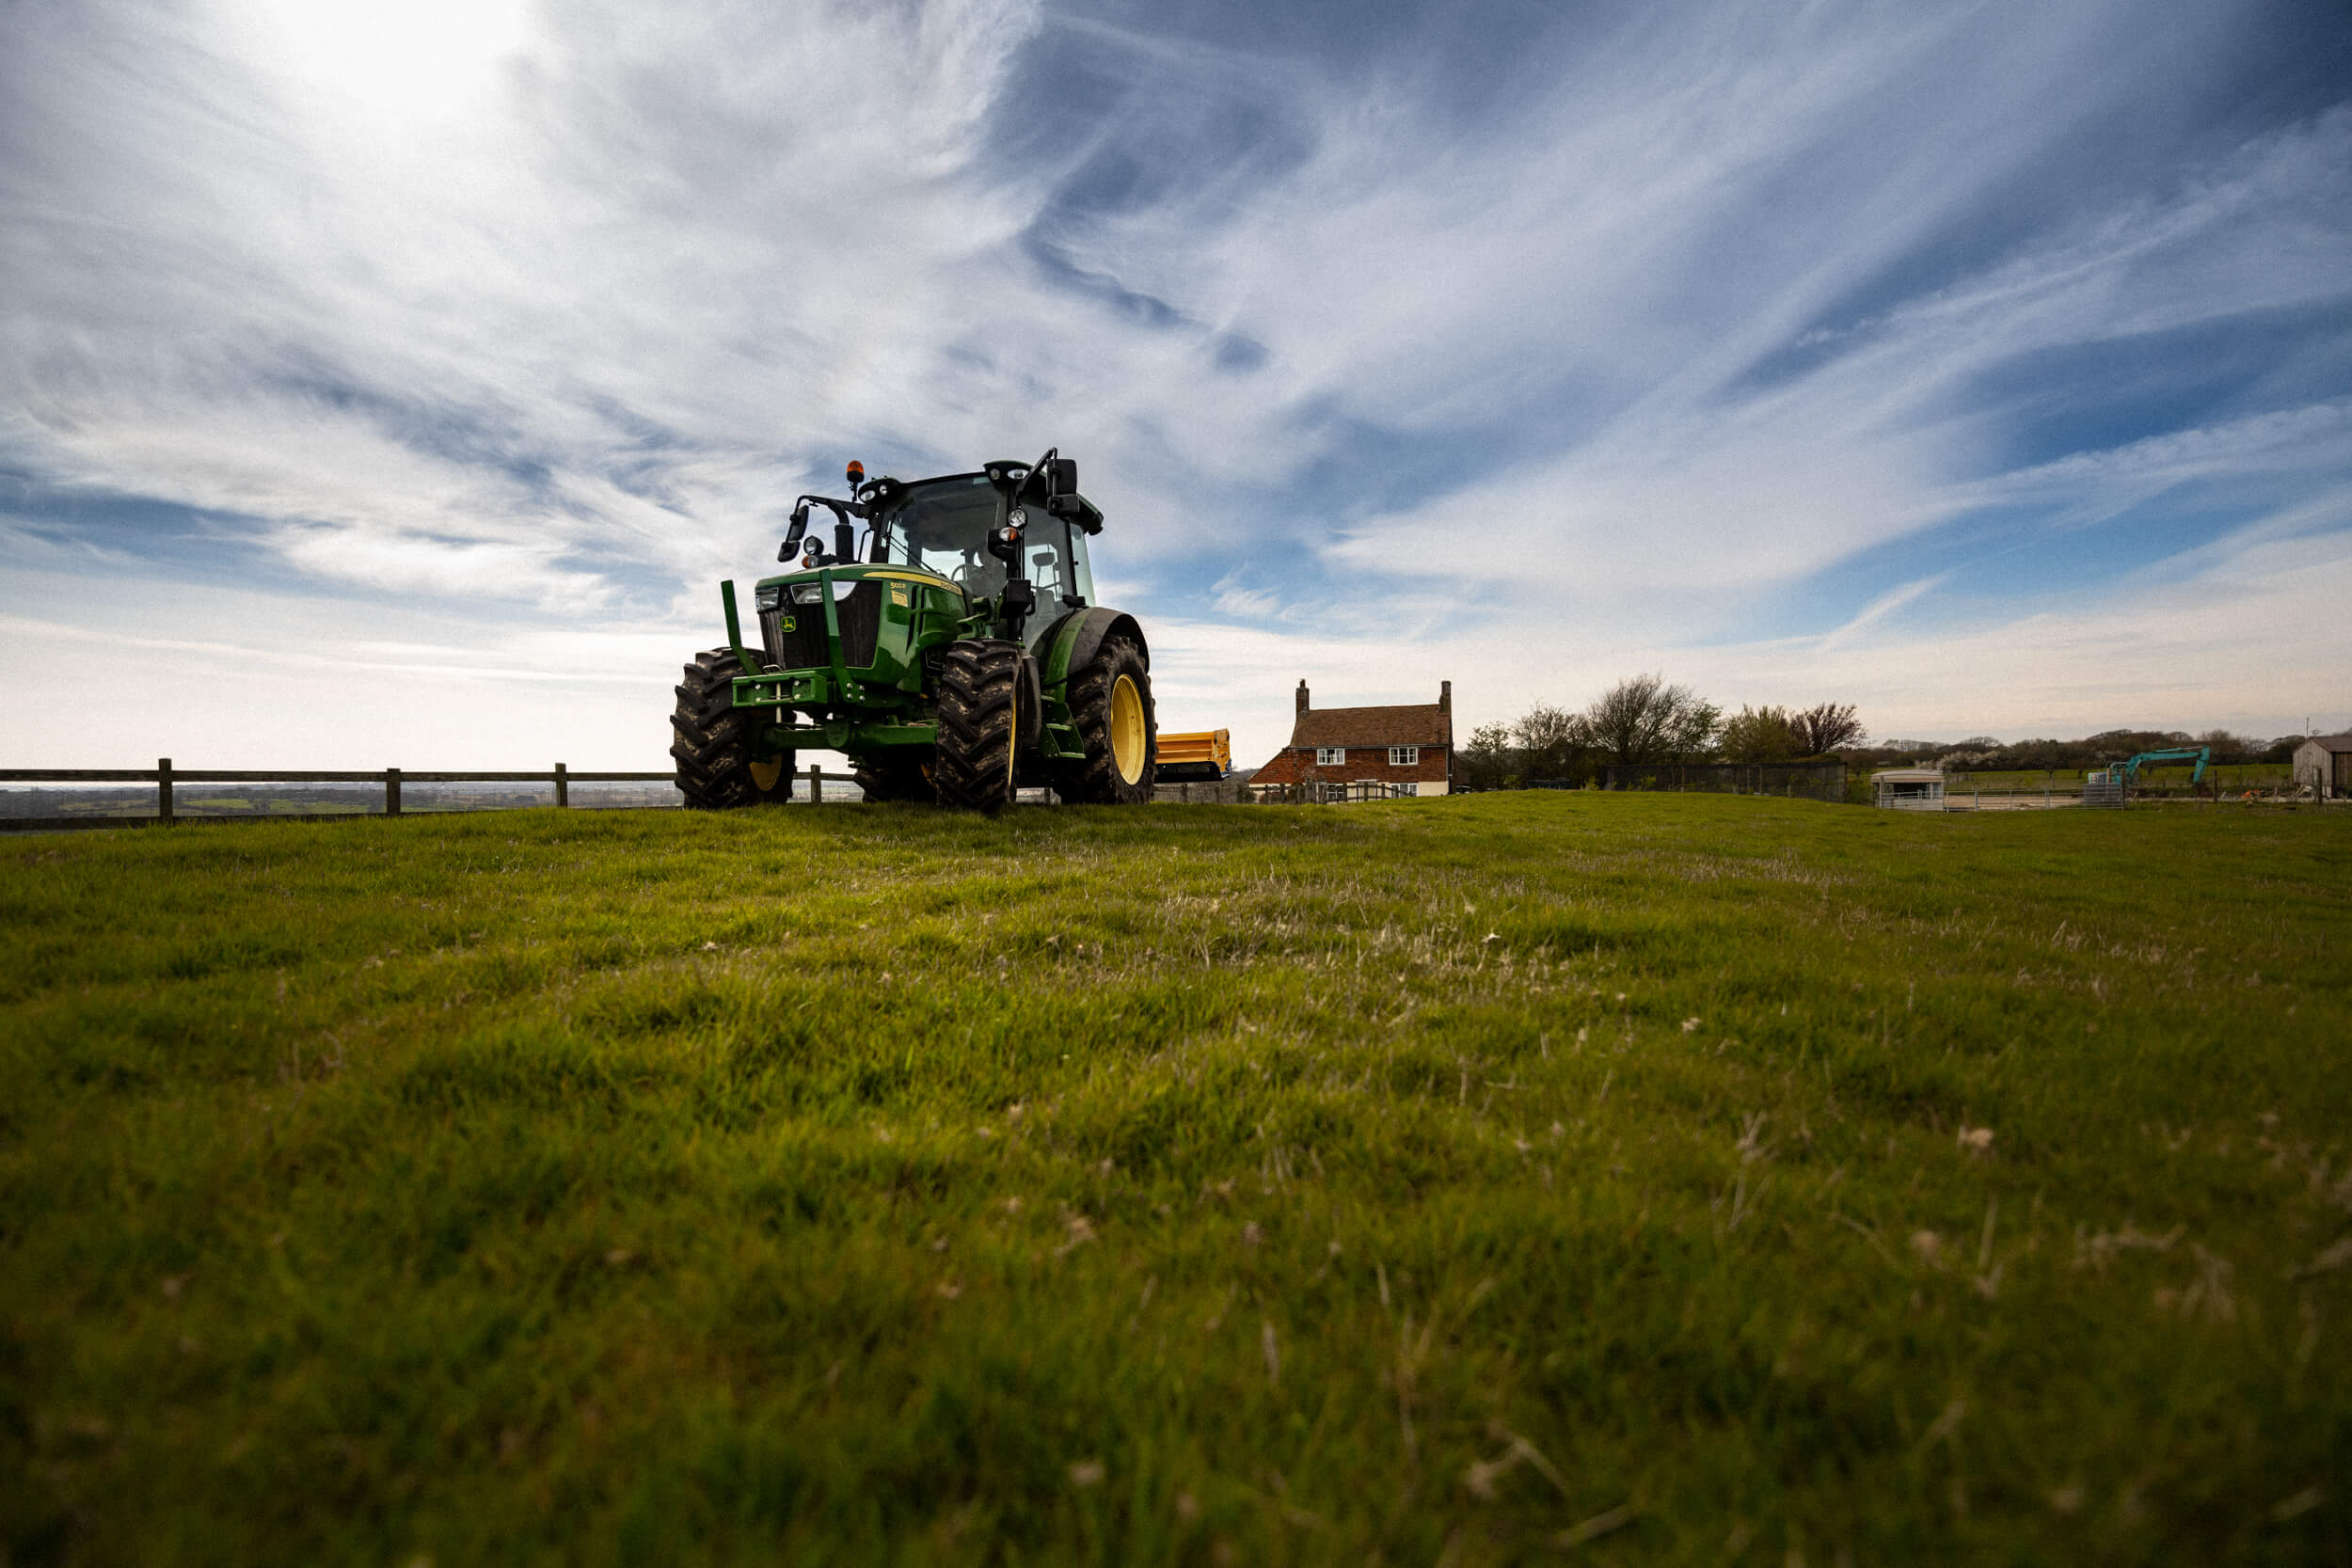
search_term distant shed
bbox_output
[1872,768,1946,811]
[2293,734,2352,800]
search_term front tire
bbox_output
[933,640,1023,811]
[672,648,794,809]
[1057,635,1156,804]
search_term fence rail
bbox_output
[0,760,866,831]
[1243,780,1418,804]
[1939,785,2085,811]
[3,760,1439,831]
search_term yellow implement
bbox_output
[1156,728,1230,783]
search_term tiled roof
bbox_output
[1287,704,1453,749]
[2302,734,2352,752]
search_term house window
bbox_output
[1389,746,1419,767]
[1315,747,1345,767]
[1395,781,1418,797]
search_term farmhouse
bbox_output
[2293,734,2352,800]
[1248,680,1454,796]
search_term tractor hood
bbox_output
[752,563,961,612]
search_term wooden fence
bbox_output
[1242,780,1418,804]
[0,760,863,832]
[3,761,1433,831]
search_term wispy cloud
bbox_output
[1818,575,1949,653]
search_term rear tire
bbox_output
[672,648,794,809]
[1057,636,1156,804]
[932,640,1022,811]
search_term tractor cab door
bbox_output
[1053,524,1096,610]
[1011,519,1098,652]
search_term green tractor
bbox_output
[671,450,1158,810]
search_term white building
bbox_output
[1872,768,1946,811]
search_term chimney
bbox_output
[1439,680,1451,714]
[1295,679,1311,717]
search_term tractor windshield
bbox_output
[877,476,1004,596]
[876,474,1089,618]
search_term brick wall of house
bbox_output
[1282,746,1451,791]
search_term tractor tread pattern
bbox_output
[1057,635,1156,804]
[932,641,1022,811]
[671,648,792,809]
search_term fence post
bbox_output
[157,757,174,825]
[808,763,822,803]
[386,768,402,817]
[554,762,568,808]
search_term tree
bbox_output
[1719,705,1796,764]
[2197,729,2257,763]
[1789,703,1865,756]
[1512,705,1587,781]
[1458,721,1518,791]
[1582,673,1721,765]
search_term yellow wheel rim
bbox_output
[749,757,784,794]
[1110,674,1146,785]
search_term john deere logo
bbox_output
[779,614,797,632]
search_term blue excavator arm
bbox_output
[2121,747,2210,784]
[2088,747,2211,786]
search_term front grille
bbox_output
[835,582,882,668]
[759,581,885,673]
[761,608,825,673]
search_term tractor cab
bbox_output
[869,473,1098,644]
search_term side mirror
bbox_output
[1044,457,1076,496]
[1046,492,1104,533]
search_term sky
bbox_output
[4,0,2350,770]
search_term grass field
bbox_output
[3,795,2348,1566]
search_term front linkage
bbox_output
[671,450,1157,810]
